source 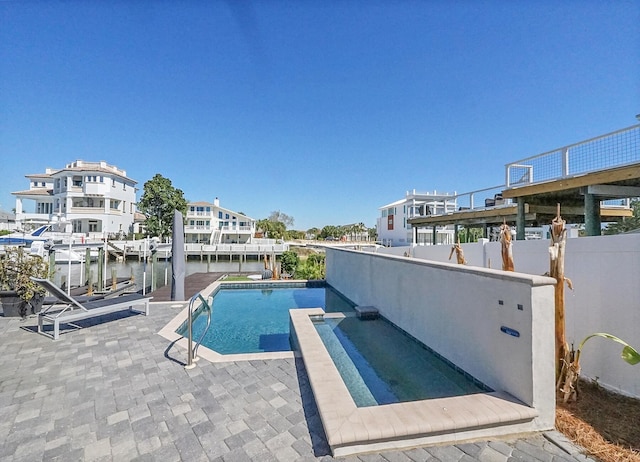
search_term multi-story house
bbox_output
[376,189,457,246]
[12,160,137,238]
[185,198,256,244]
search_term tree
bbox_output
[320,225,340,239]
[368,227,378,241]
[604,199,640,234]
[138,174,187,239]
[268,211,294,229]
[257,218,286,240]
[306,227,320,239]
[284,230,305,240]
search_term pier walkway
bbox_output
[145,272,227,302]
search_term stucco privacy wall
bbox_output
[326,248,556,428]
[374,233,640,397]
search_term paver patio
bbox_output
[0,303,596,461]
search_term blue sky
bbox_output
[1,1,638,230]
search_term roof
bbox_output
[11,188,53,197]
[25,160,136,184]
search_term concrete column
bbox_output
[412,226,417,245]
[454,224,459,243]
[516,197,526,240]
[584,193,601,236]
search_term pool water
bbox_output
[177,285,354,354]
[314,316,489,407]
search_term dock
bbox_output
[145,272,227,302]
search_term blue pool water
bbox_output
[177,285,354,354]
[314,316,489,407]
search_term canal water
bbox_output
[52,258,267,294]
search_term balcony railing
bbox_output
[505,124,640,187]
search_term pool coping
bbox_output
[290,308,541,457]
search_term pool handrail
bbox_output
[184,292,213,370]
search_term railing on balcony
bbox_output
[220,225,252,232]
[505,124,640,187]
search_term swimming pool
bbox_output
[176,284,354,354]
[314,316,489,407]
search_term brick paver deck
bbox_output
[0,302,596,461]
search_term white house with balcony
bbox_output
[377,190,457,246]
[12,160,137,238]
[185,198,256,245]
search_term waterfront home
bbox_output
[185,197,256,245]
[12,160,137,239]
[377,189,457,246]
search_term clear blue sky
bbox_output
[1,1,638,231]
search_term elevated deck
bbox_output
[409,125,639,238]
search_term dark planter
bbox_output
[0,291,44,318]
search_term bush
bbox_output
[295,254,325,280]
[281,251,299,276]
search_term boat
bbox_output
[0,225,55,247]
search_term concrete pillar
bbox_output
[412,226,417,245]
[584,193,601,236]
[516,197,526,240]
[454,224,459,243]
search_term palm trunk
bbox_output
[549,204,568,380]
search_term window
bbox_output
[73,176,82,187]
[110,199,120,210]
[218,211,223,219]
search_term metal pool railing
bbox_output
[505,124,640,187]
[184,292,213,370]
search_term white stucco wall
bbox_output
[372,233,640,397]
[326,248,556,429]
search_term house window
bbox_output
[387,215,394,230]
[218,211,223,219]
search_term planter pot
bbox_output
[0,291,44,318]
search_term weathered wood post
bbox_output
[549,204,568,379]
[499,221,514,271]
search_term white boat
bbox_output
[0,225,55,247]
[29,241,87,264]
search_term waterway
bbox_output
[52,258,267,294]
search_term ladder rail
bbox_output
[184,292,213,369]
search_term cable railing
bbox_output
[184,292,213,370]
[505,124,640,187]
